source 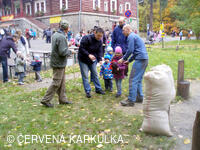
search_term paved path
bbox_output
[23,72,81,92]
[171,80,200,150]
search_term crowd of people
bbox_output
[1,19,195,109]
[0,17,149,108]
[39,17,149,108]
[0,28,42,84]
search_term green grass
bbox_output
[0,79,175,150]
[146,40,200,80]
[163,39,200,46]
[1,40,200,149]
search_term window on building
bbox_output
[93,0,101,10]
[60,0,68,10]
[25,3,32,15]
[35,0,46,13]
[119,4,123,14]
[125,2,131,11]
[110,0,117,12]
[36,3,40,12]
[41,2,44,12]
[104,1,108,12]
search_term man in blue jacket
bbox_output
[78,27,105,98]
[0,34,18,82]
[111,17,127,55]
[118,25,148,107]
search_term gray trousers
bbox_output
[35,71,42,80]
[42,68,67,103]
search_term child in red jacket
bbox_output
[111,46,127,97]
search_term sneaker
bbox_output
[120,99,135,107]
[60,101,73,105]
[86,93,91,98]
[18,82,24,85]
[37,79,42,82]
[41,101,54,108]
[96,90,105,95]
[3,80,11,83]
[115,93,121,98]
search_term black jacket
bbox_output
[0,36,17,57]
[78,34,102,65]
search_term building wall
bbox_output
[39,0,80,16]
[36,12,137,35]
[81,0,137,17]
[80,12,137,33]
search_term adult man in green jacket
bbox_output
[41,20,74,107]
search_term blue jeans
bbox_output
[0,56,8,82]
[18,72,25,83]
[79,60,102,94]
[128,60,148,102]
[46,36,51,43]
[115,79,122,95]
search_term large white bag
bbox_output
[151,64,176,101]
[141,65,175,136]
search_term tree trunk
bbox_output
[192,111,200,150]
[149,0,153,31]
[159,0,162,23]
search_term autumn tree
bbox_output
[171,0,200,39]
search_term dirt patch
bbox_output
[24,72,81,92]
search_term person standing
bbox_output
[78,27,105,98]
[100,55,113,92]
[16,30,29,76]
[15,51,25,85]
[30,55,42,82]
[25,29,31,48]
[75,30,83,47]
[0,34,18,83]
[112,17,128,55]
[111,46,126,97]
[46,28,52,43]
[179,30,183,40]
[118,25,148,107]
[41,20,74,108]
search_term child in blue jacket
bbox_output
[100,55,113,92]
[30,55,42,82]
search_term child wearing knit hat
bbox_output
[30,55,42,82]
[100,54,113,92]
[111,46,127,97]
[15,51,26,85]
[106,46,113,61]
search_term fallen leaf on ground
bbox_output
[104,129,111,133]
[96,144,103,148]
[184,138,190,144]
